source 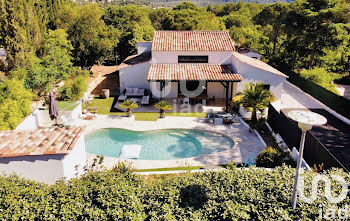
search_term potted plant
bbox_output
[119,100,138,117]
[154,101,173,118]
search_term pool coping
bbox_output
[82,116,266,169]
[85,127,236,162]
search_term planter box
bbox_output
[239,106,268,120]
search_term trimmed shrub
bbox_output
[256,146,294,168]
[58,70,89,101]
[0,166,350,220]
[299,68,339,94]
[287,72,350,119]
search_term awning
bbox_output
[147,64,243,82]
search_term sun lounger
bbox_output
[118,95,127,102]
[119,145,142,159]
[141,96,150,105]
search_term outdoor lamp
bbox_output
[288,110,327,210]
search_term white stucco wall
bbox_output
[119,62,151,93]
[137,42,152,55]
[207,82,237,99]
[207,82,225,98]
[15,112,39,130]
[152,51,233,64]
[62,136,86,180]
[232,56,285,99]
[0,154,65,185]
[0,135,86,185]
[119,62,151,92]
[150,81,178,98]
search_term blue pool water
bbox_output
[85,128,234,160]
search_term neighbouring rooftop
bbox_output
[152,31,235,52]
[147,64,243,81]
[0,126,86,158]
[237,48,260,54]
[117,51,152,70]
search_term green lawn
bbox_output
[135,166,203,172]
[86,97,206,121]
[57,101,80,111]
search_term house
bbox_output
[237,48,262,60]
[119,31,287,110]
[0,126,86,184]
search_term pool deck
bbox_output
[81,115,266,169]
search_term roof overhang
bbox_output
[147,64,243,82]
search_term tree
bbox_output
[119,100,138,117]
[9,29,75,94]
[0,79,33,130]
[223,5,266,53]
[240,82,274,124]
[0,0,46,68]
[154,101,173,118]
[284,0,350,69]
[103,4,153,60]
[149,8,172,30]
[162,3,225,31]
[41,29,74,83]
[56,3,118,67]
[254,2,289,56]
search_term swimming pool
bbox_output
[85,128,234,160]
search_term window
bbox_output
[178,56,208,63]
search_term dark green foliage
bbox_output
[0,78,33,130]
[58,69,89,101]
[56,3,118,67]
[1,165,350,220]
[287,71,350,119]
[0,0,47,68]
[256,146,294,167]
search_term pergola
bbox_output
[147,64,243,111]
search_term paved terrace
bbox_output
[112,98,226,113]
[81,116,265,169]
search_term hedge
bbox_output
[286,72,350,119]
[0,165,350,220]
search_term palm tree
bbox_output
[154,101,173,118]
[241,82,274,124]
[119,100,139,117]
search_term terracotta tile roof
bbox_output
[0,126,86,158]
[152,31,235,51]
[232,52,288,78]
[117,51,151,70]
[147,64,243,81]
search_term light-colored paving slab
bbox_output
[81,116,265,169]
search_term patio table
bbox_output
[130,98,141,104]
